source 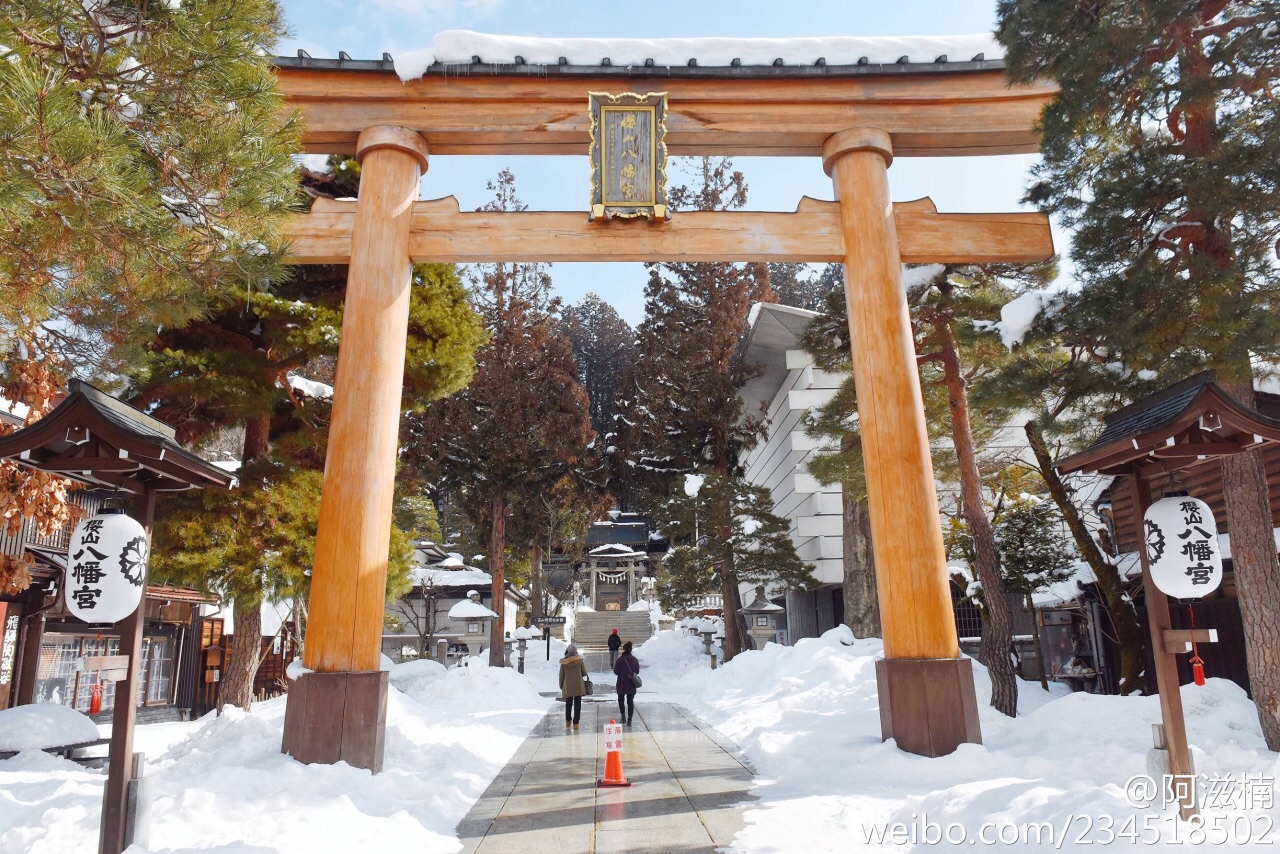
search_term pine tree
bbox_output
[135,156,484,709]
[971,326,1151,695]
[414,169,595,666]
[998,1,1280,740]
[992,482,1074,691]
[614,157,774,659]
[654,474,814,621]
[0,1,301,366]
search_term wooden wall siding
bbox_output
[1109,444,1280,553]
[739,353,844,586]
[0,523,24,561]
[279,68,1054,157]
[287,197,1052,266]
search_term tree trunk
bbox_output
[242,412,270,465]
[840,441,881,638]
[219,595,262,713]
[529,541,544,622]
[1217,379,1280,749]
[720,570,746,660]
[936,317,1018,716]
[1026,591,1049,691]
[489,494,508,667]
[1025,420,1146,694]
[217,413,273,712]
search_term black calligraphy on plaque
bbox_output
[602,108,655,206]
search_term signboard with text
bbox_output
[589,92,668,220]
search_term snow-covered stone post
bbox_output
[823,128,981,757]
[282,126,428,773]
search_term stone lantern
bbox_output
[697,618,719,667]
[512,626,539,674]
[739,586,783,651]
[449,590,499,658]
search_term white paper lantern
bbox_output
[65,510,149,624]
[1143,496,1223,599]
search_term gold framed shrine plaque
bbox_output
[589,92,668,220]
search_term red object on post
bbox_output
[89,683,103,716]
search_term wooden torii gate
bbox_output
[274,44,1056,769]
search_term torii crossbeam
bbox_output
[274,38,1056,771]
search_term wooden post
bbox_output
[100,486,155,854]
[1132,475,1198,819]
[823,128,980,757]
[282,126,426,771]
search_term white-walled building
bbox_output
[738,303,848,643]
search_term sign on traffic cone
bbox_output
[598,719,631,787]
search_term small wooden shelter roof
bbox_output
[0,381,236,494]
[1057,372,1280,478]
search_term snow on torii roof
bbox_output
[276,31,1005,81]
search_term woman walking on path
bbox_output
[607,629,622,666]
[613,641,641,725]
[559,643,589,730]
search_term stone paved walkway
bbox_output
[456,696,754,854]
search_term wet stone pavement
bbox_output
[456,695,755,854]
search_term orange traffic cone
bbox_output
[597,719,632,788]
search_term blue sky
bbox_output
[277,1,1048,325]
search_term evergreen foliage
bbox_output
[998,0,1280,387]
[766,263,842,312]
[0,0,301,367]
[561,293,635,443]
[613,157,795,658]
[997,0,1280,731]
[654,474,814,613]
[412,169,595,665]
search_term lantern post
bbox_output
[100,486,156,854]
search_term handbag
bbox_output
[630,660,643,689]
[584,675,594,696]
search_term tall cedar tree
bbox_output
[654,474,814,624]
[416,170,595,665]
[0,1,300,365]
[971,307,1152,695]
[613,158,774,659]
[561,294,636,443]
[998,1,1280,741]
[137,159,485,709]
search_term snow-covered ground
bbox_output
[637,627,1280,852]
[0,648,564,854]
[3,629,1278,852]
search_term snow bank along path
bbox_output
[0,648,566,854]
[3,627,1279,852]
[637,627,1280,852]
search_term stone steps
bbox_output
[572,611,653,649]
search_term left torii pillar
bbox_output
[282,126,428,772]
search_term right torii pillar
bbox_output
[824,128,982,757]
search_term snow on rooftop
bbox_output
[396,30,1002,81]
[448,599,498,620]
[588,543,644,556]
[411,566,492,588]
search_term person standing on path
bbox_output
[607,628,622,667]
[613,641,641,726]
[559,643,589,730]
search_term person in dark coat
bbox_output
[612,641,641,725]
[559,643,589,729]
[607,628,622,666]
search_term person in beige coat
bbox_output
[558,642,589,729]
